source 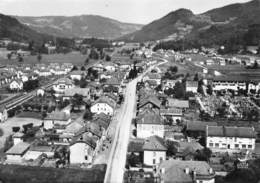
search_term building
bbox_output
[186,81,198,93]
[136,113,164,139]
[206,126,256,153]
[5,142,30,163]
[167,99,189,109]
[90,96,116,116]
[185,121,218,139]
[12,132,24,145]
[143,136,167,166]
[157,159,215,183]
[43,111,71,130]
[53,78,75,94]
[9,79,23,91]
[63,87,90,100]
[160,108,183,124]
[0,105,8,122]
[70,71,85,81]
[69,133,97,164]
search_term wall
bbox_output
[143,151,166,166]
[137,124,164,139]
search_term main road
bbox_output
[104,58,168,183]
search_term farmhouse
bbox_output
[90,96,116,116]
[9,79,23,91]
[5,142,31,163]
[44,111,71,130]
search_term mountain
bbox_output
[120,0,260,45]
[15,15,143,39]
[0,13,53,44]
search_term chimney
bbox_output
[161,168,165,174]
[209,168,213,174]
[185,167,189,174]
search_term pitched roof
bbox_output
[160,108,182,116]
[64,88,90,97]
[139,95,161,109]
[159,160,214,183]
[54,78,74,85]
[186,121,217,132]
[207,126,256,138]
[6,142,30,155]
[45,111,70,121]
[143,136,167,151]
[136,113,163,125]
[71,132,97,149]
[128,139,145,152]
[168,99,189,108]
[93,96,116,109]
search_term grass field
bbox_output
[0,164,106,183]
[0,52,88,66]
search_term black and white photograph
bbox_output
[0,0,260,182]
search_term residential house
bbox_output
[143,136,167,166]
[53,78,75,94]
[90,96,116,116]
[162,79,179,90]
[186,81,198,93]
[212,76,248,92]
[157,159,215,183]
[63,87,90,101]
[5,142,31,163]
[103,62,116,72]
[143,73,161,85]
[136,113,164,139]
[12,132,24,145]
[43,111,71,130]
[206,126,256,153]
[69,133,97,164]
[9,79,23,91]
[36,88,45,97]
[160,108,182,124]
[36,69,52,77]
[70,71,85,81]
[138,95,161,114]
[171,141,203,160]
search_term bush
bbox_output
[12,127,20,133]
[0,128,3,137]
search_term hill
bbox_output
[15,15,143,39]
[120,0,260,46]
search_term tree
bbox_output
[85,57,89,65]
[207,85,213,95]
[71,65,78,71]
[173,81,186,99]
[7,53,11,60]
[194,73,199,81]
[169,66,178,74]
[37,54,42,63]
[105,54,111,61]
[195,148,212,162]
[12,126,20,133]
[197,79,204,95]
[81,66,86,71]
[71,94,83,111]
[17,55,23,62]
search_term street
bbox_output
[104,59,168,183]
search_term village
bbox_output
[0,39,260,183]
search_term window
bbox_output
[235,144,239,149]
[248,145,252,149]
[209,143,214,147]
[215,143,219,148]
[153,159,156,164]
[85,156,88,160]
[222,143,226,147]
[242,144,246,149]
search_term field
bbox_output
[0,51,88,66]
[0,164,106,183]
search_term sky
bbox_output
[0,0,252,24]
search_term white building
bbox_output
[0,106,8,122]
[5,142,30,163]
[43,111,71,130]
[9,79,23,91]
[143,136,167,166]
[186,81,198,93]
[212,76,247,91]
[70,71,85,81]
[206,126,256,153]
[69,134,96,164]
[90,96,116,116]
[136,113,164,139]
[52,78,75,94]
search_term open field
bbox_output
[0,164,106,183]
[0,52,88,66]
[0,117,42,149]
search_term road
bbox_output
[104,59,167,183]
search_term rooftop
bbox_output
[207,126,256,138]
[6,142,30,155]
[143,136,167,151]
[168,98,189,108]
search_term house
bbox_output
[143,136,167,166]
[0,105,8,122]
[43,111,71,130]
[143,73,161,85]
[171,141,203,160]
[9,79,23,91]
[162,79,179,90]
[212,76,248,92]
[21,74,29,82]
[157,159,215,183]
[103,62,116,72]
[5,142,30,163]
[69,133,97,164]
[160,108,182,124]
[90,96,116,116]
[63,87,90,100]
[12,132,24,145]
[186,81,198,93]
[37,69,52,77]
[205,59,214,65]
[28,145,55,158]
[206,126,256,153]
[70,71,85,81]
[167,98,189,109]
[36,88,45,97]
[53,78,75,94]
[138,95,161,114]
[164,131,185,142]
[136,113,164,139]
